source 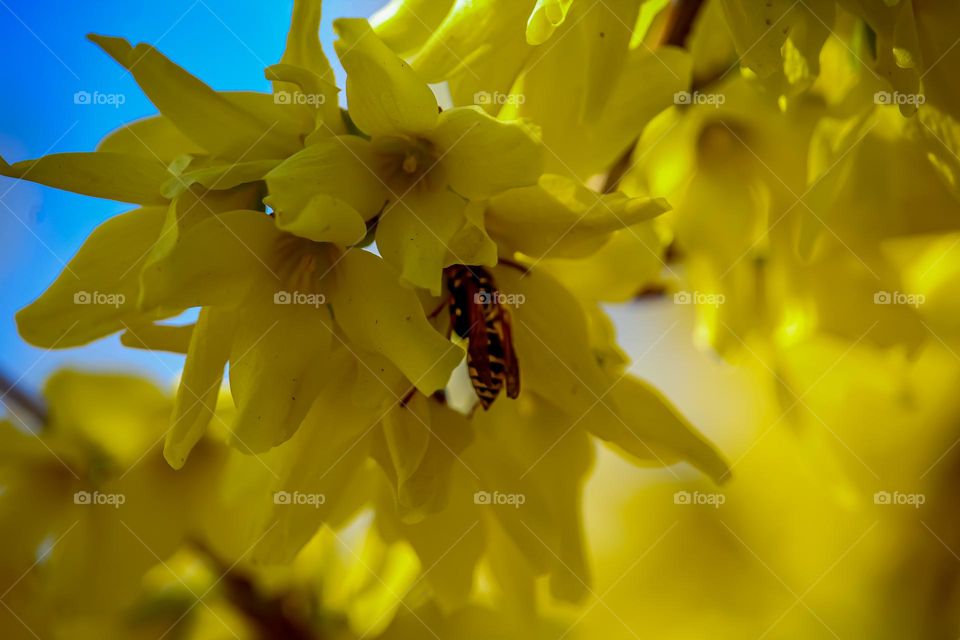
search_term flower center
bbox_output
[274,234,338,297]
[372,135,443,193]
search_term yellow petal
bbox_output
[380,394,432,487]
[329,249,463,395]
[265,63,342,134]
[494,265,609,417]
[375,468,484,610]
[139,209,281,311]
[578,0,643,117]
[583,376,730,483]
[375,189,468,294]
[542,221,666,302]
[373,398,473,522]
[474,395,593,602]
[274,193,367,246]
[228,286,334,453]
[0,152,168,204]
[487,174,669,259]
[526,0,574,45]
[16,207,168,348]
[162,159,280,199]
[97,115,205,163]
[248,352,378,563]
[372,0,456,57]
[412,0,533,115]
[333,18,439,136]
[433,107,543,200]
[119,321,194,354]
[89,34,302,160]
[446,201,498,267]
[164,307,235,469]
[265,135,387,221]
[278,0,336,82]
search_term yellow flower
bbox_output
[373,0,690,180]
[266,17,542,293]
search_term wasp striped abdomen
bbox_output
[445,265,520,410]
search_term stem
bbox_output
[0,371,48,426]
[659,0,706,48]
[188,538,317,640]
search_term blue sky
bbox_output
[0,0,384,393]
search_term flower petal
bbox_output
[333,18,439,136]
[265,135,387,222]
[119,321,194,354]
[433,107,543,200]
[583,376,731,483]
[375,189,468,294]
[16,207,169,348]
[274,194,367,246]
[372,0,456,57]
[164,307,235,469]
[97,115,205,163]
[89,34,302,160]
[493,265,609,417]
[162,159,280,199]
[329,249,463,395]
[139,209,281,311]
[486,174,669,259]
[228,286,334,453]
[412,0,533,115]
[278,0,336,83]
[247,349,381,563]
[0,152,169,204]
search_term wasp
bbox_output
[440,265,520,410]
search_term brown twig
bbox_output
[0,371,47,426]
